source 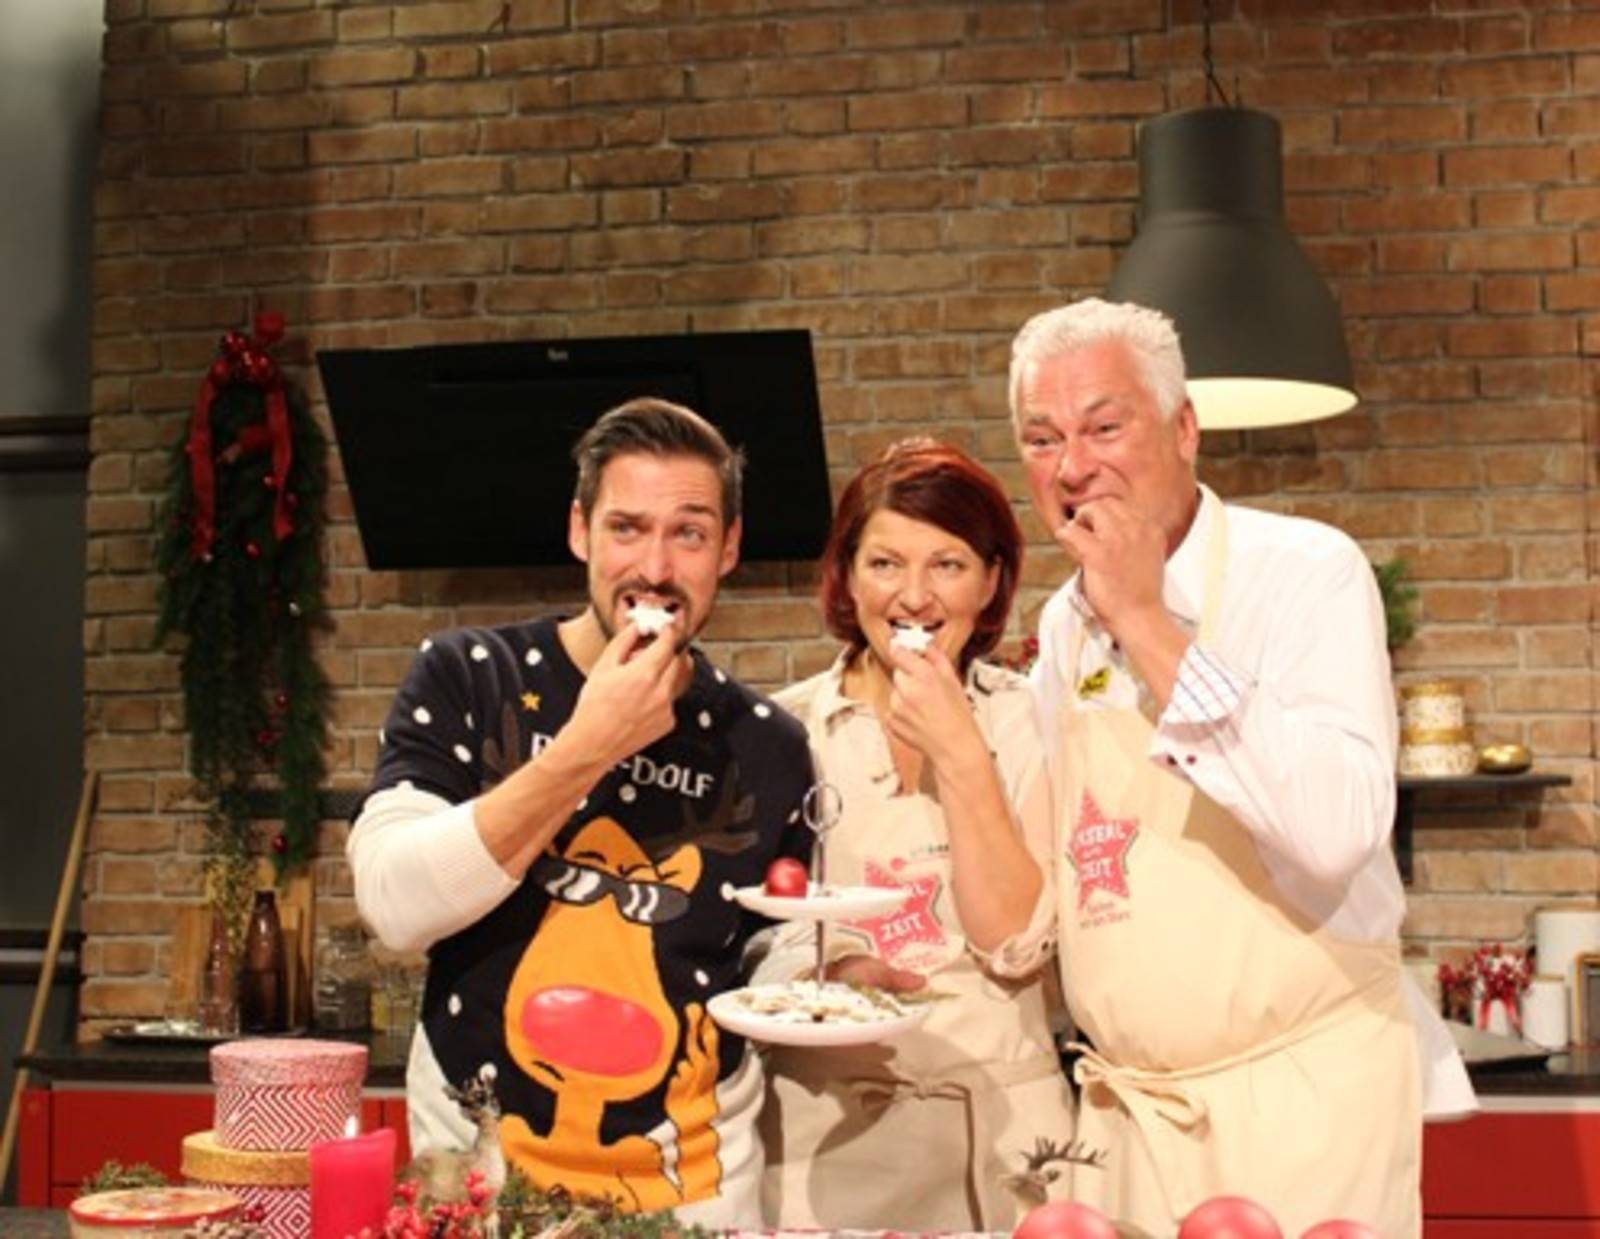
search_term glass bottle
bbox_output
[239,889,287,1034]
[198,904,238,1035]
[314,923,373,1032]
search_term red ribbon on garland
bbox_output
[185,310,294,562]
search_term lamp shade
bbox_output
[1107,106,1357,429]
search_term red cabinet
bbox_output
[18,1086,407,1208]
[1423,1104,1600,1231]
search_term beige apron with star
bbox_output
[1055,502,1421,1237]
[760,704,1072,1232]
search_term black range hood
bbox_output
[316,329,833,570]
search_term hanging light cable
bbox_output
[1106,1,1357,429]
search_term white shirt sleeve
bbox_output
[348,783,520,953]
[1149,539,1398,890]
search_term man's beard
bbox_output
[593,580,699,654]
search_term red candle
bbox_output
[309,1126,396,1239]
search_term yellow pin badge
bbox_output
[1076,667,1111,700]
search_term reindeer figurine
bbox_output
[1002,1135,1108,1210]
[412,1073,507,1236]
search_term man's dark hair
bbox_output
[571,397,744,526]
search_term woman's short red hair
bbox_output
[818,437,1023,669]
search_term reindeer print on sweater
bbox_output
[366,618,814,1214]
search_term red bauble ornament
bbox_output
[1302,1223,1378,1239]
[284,491,299,510]
[244,540,261,559]
[1178,1197,1283,1239]
[271,832,287,855]
[263,473,277,490]
[208,358,232,385]
[763,858,809,898]
[255,728,276,749]
[273,691,288,710]
[1013,1200,1118,1239]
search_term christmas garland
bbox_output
[155,312,331,915]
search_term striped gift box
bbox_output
[210,1039,367,1152]
[183,1130,310,1239]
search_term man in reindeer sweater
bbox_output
[351,399,814,1227]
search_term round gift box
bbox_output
[68,1187,241,1237]
[183,1130,310,1239]
[210,1038,367,1151]
[1398,726,1477,777]
[1399,680,1467,732]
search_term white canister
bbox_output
[1522,976,1569,1050]
[1534,905,1600,990]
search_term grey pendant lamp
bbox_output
[1106,12,1356,429]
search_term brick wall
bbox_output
[83,0,1598,1030]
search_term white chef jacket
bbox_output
[1032,484,1476,1118]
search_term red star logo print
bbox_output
[849,859,945,965]
[1070,791,1139,908]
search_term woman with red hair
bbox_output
[756,438,1072,1231]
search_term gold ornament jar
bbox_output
[1398,726,1477,777]
[1399,680,1467,732]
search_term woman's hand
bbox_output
[884,643,987,776]
[825,952,926,994]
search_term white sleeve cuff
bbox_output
[349,785,521,952]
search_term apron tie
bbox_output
[822,1052,1063,1229]
[1070,1044,1208,1132]
[849,1074,970,1115]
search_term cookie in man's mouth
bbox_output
[626,598,680,638]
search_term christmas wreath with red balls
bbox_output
[155,312,331,921]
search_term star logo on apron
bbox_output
[849,859,946,966]
[1068,791,1139,908]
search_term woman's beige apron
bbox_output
[1055,502,1421,1237]
[761,776,1071,1231]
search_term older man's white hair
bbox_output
[1008,298,1188,425]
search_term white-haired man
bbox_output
[1003,299,1471,1236]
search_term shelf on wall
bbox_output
[1395,770,1574,883]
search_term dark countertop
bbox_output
[17,1034,1600,1098]
[1466,1047,1600,1097]
[0,1209,65,1238]
[18,1031,410,1088]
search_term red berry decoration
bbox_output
[273,692,288,710]
[763,857,809,898]
[1013,1200,1118,1239]
[271,833,287,855]
[1302,1223,1378,1239]
[1178,1197,1283,1239]
[244,540,261,559]
[255,728,276,749]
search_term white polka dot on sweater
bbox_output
[420,638,433,652]
[448,994,462,1016]
[471,644,488,661]
[453,744,472,763]
[753,703,772,719]
[412,706,432,725]
[525,648,543,666]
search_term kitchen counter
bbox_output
[18,1035,1600,1096]
[1466,1047,1600,1098]
[0,1209,65,1237]
[18,1030,409,1088]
